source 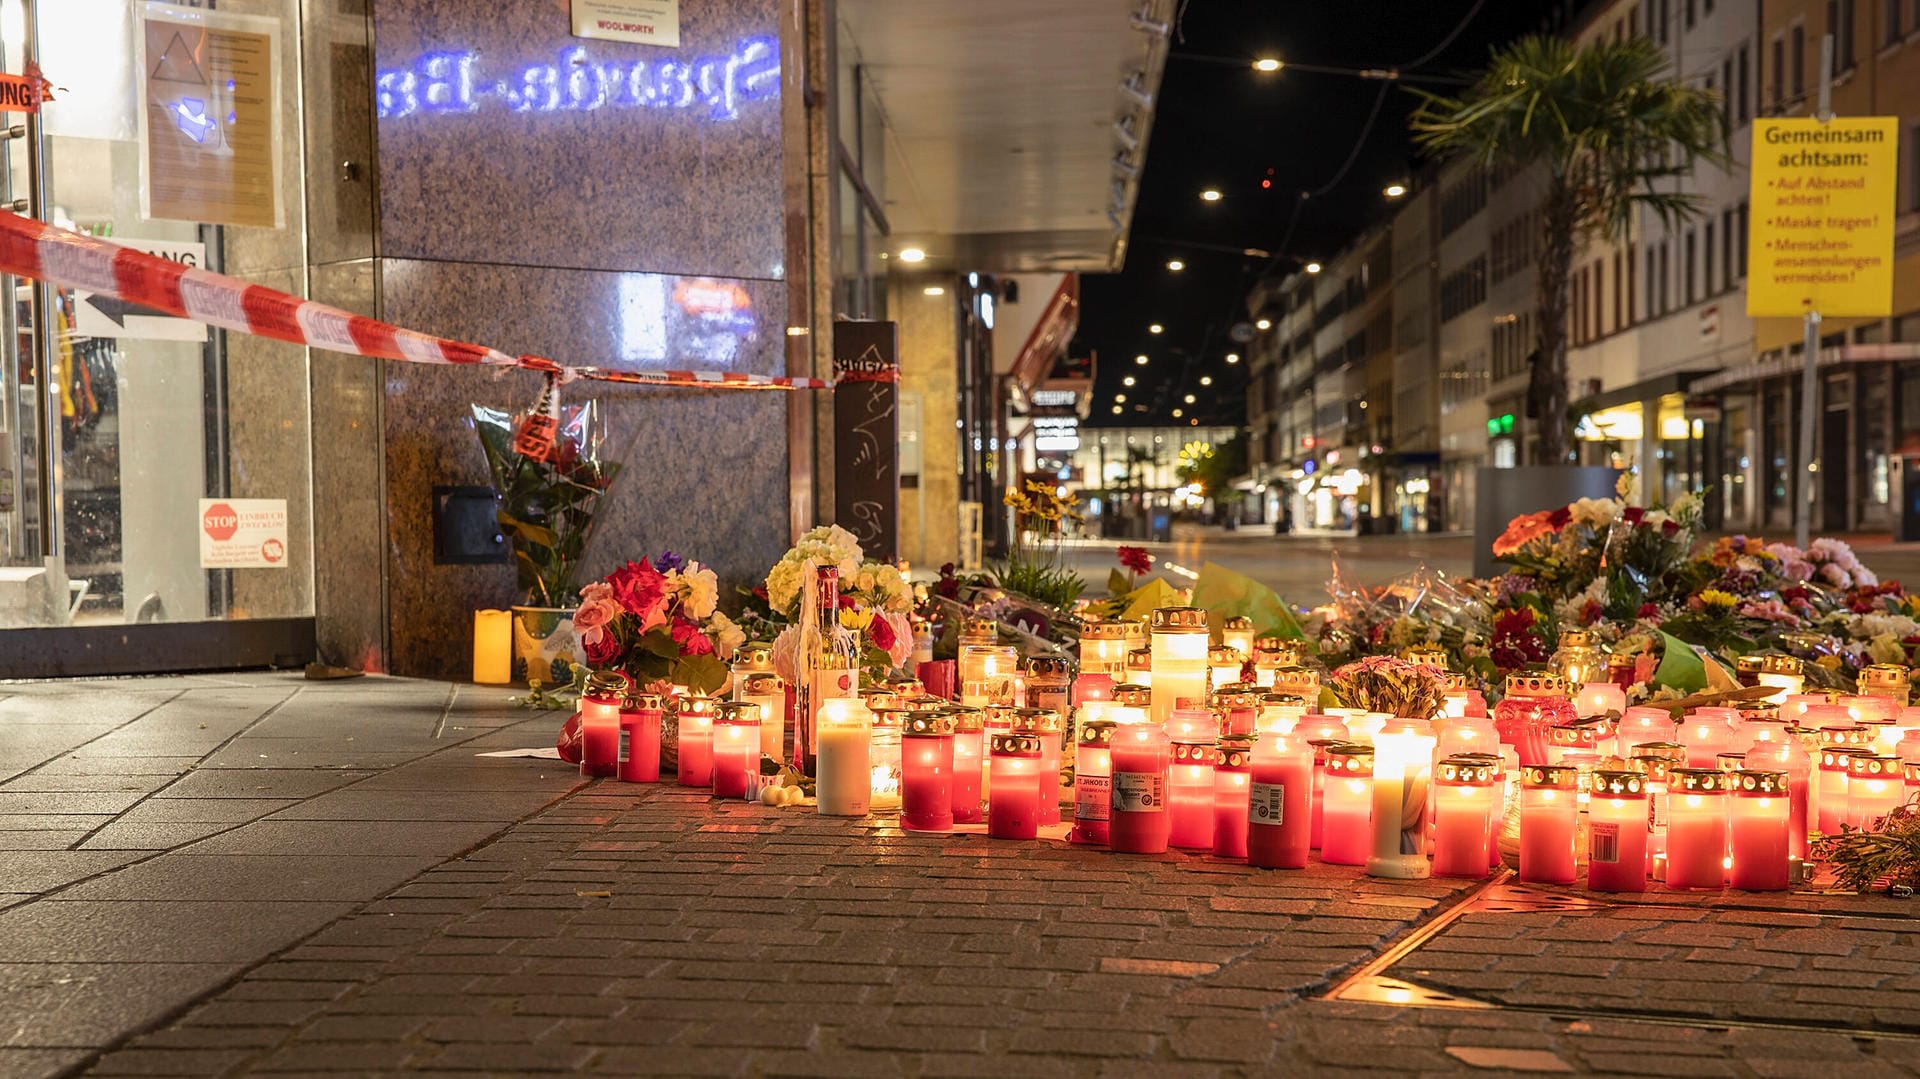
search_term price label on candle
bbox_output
[1590,821,1620,864]
[1648,798,1669,832]
[1249,782,1284,824]
[1076,776,1111,821]
[1112,772,1165,812]
[618,729,630,763]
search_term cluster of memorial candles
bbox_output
[567,611,1920,892]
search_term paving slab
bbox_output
[51,854,441,903]
[0,962,243,1049]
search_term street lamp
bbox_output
[1167,259,1185,272]
[1148,323,1164,334]
[1172,408,1184,418]
[1200,376,1212,386]
[1384,184,1407,198]
[1200,189,1222,202]
[1135,354,1149,365]
[1305,262,1322,274]
[898,247,927,263]
[1116,394,1127,403]
[1252,57,1283,72]
[1225,353,1240,364]
[1184,394,1196,404]
[1255,318,1271,330]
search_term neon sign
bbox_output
[376,36,778,122]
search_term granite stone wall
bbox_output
[309,0,794,678]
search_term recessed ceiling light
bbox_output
[1305,262,1322,274]
[1148,323,1164,334]
[1384,184,1407,198]
[1184,394,1196,404]
[1252,58,1283,72]
[923,286,946,296]
[1123,376,1136,386]
[1115,394,1127,403]
[1166,259,1185,272]
[1200,376,1212,386]
[1135,354,1149,365]
[1225,353,1240,364]
[1255,318,1272,330]
[1172,408,1184,418]
[1200,189,1222,202]
[898,247,926,263]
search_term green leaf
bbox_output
[1108,568,1133,598]
[1191,561,1305,641]
[1652,630,1707,693]
[675,652,729,695]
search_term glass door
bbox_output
[0,0,313,637]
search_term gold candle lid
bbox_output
[946,706,985,734]
[739,671,783,696]
[1209,645,1246,666]
[1260,692,1309,708]
[1905,761,1920,785]
[1078,720,1117,746]
[1521,764,1579,789]
[902,712,956,737]
[1821,746,1868,769]
[621,690,665,712]
[583,669,630,701]
[1270,666,1320,695]
[1760,652,1804,675]
[1862,663,1911,693]
[1024,655,1074,678]
[1670,767,1728,793]
[714,701,763,725]
[1222,615,1254,633]
[1212,690,1260,709]
[1627,755,1673,783]
[1111,684,1152,706]
[1254,638,1305,667]
[1325,742,1375,772]
[730,646,774,672]
[1732,769,1788,795]
[1402,644,1449,669]
[962,616,999,641]
[1629,741,1688,763]
[1081,619,1131,640]
[1150,606,1210,631]
[1848,754,1903,778]
[1126,647,1153,671]
[1172,742,1216,762]
[1591,770,1647,796]
[990,733,1041,756]
[1506,671,1568,697]
[1006,707,1064,735]
[1215,734,1255,768]
[1436,755,1498,785]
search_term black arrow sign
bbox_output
[79,292,172,328]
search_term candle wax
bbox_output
[1665,802,1727,889]
[1729,799,1790,891]
[712,729,755,800]
[1168,763,1215,850]
[676,720,714,788]
[951,730,984,824]
[1214,775,1250,859]
[1585,800,1647,892]
[580,701,620,779]
[988,757,1041,840]
[1109,739,1171,854]
[1246,753,1311,868]
[1817,772,1849,835]
[901,738,954,832]
[1431,786,1492,879]
[815,722,871,816]
[1518,796,1577,885]
[1073,746,1112,845]
[1038,737,1064,827]
[1319,780,1372,866]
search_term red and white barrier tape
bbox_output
[0,209,830,392]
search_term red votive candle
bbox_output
[988,733,1043,840]
[675,696,716,788]
[1212,735,1254,859]
[1665,768,1728,889]
[1011,707,1066,827]
[1615,706,1678,758]
[1431,755,1497,879]
[1586,770,1648,892]
[711,703,759,801]
[1168,707,1218,851]
[579,672,625,779]
[1073,720,1116,845]
[1247,730,1312,868]
[1318,743,1374,866]
[1817,746,1864,835]
[949,707,985,824]
[1847,754,1903,830]
[1073,672,1115,707]
[900,712,956,832]
[1517,764,1578,885]
[617,691,663,783]
[1214,690,1260,738]
[1108,708,1170,854]
[1729,769,1790,891]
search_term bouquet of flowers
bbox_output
[472,401,622,607]
[572,553,747,694]
[760,525,916,682]
[1327,655,1449,719]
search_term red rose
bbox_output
[584,631,622,666]
[1548,507,1572,529]
[1637,602,1659,618]
[1660,520,1680,537]
[670,616,714,656]
[1622,507,1645,525]
[868,611,897,654]
[606,560,669,631]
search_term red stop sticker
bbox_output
[203,502,239,541]
[260,538,286,564]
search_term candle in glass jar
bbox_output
[987,734,1043,839]
[1270,667,1321,713]
[617,691,663,783]
[1728,770,1791,891]
[1024,657,1073,719]
[1214,691,1260,737]
[1208,645,1247,695]
[1847,754,1903,830]
[900,713,955,832]
[1010,707,1066,826]
[711,703,760,801]
[1168,738,1217,851]
[1897,717,1920,764]
[1126,647,1154,689]
[868,711,904,812]
[1574,681,1626,720]
[1754,653,1806,698]
[1213,736,1254,859]
[1431,756,1497,879]
[1748,735,1812,863]
[1857,663,1911,707]
[736,672,786,764]
[1367,717,1436,880]
[1664,768,1727,889]
[815,698,873,816]
[1073,720,1117,845]
[1248,732,1312,868]
[578,671,626,779]
[1680,708,1739,768]
[1150,608,1211,724]
[955,617,1001,706]
[1078,619,1131,679]
[674,696,716,788]
[949,707,985,824]
[1073,672,1115,708]
[1615,706,1678,758]
[1517,765,1578,885]
[1817,746,1864,834]
[1258,693,1307,734]
[1318,744,1374,866]
[1221,616,1256,664]
[1495,674,1577,767]
[1109,713,1171,854]
[1585,770,1648,892]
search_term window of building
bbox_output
[1658,241,1671,314]
[1686,0,1696,30]
[1829,0,1857,70]
[1612,251,1624,329]
[1737,202,1749,274]
[1886,0,1904,44]
[1704,221,1716,294]
[1792,25,1806,98]
[1737,45,1750,125]
[1627,242,1638,324]
[1439,256,1487,324]
[1659,0,1671,43]
[1721,59,1734,130]
[1684,231,1697,305]
[1721,208,1735,283]
[1771,36,1785,110]
[1439,173,1488,236]
[1646,245,1660,318]
[1594,261,1605,339]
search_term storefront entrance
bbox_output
[0,0,313,673]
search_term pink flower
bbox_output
[571,582,623,648]
[872,611,914,668]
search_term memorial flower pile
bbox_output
[571,554,746,694]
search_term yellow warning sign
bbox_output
[1746,117,1897,318]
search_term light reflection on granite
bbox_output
[378,259,789,679]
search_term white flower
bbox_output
[1868,633,1909,665]
[769,625,802,684]
[1567,498,1619,530]
[1854,612,1919,641]
[707,610,746,659]
[678,563,719,620]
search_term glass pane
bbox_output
[0,0,312,628]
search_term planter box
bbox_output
[1473,466,1623,579]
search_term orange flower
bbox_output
[1491,511,1557,558]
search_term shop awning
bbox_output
[1690,342,1920,395]
[1571,371,1716,415]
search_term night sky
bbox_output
[1071,1,1557,429]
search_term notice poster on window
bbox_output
[199,498,289,569]
[570,0,681,48]
[138,4,282,229]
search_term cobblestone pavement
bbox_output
[8,675,1920,1077]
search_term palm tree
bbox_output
[1409,35,1729,464]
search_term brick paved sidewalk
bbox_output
[9,675,1920,1078]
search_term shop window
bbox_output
[1862,366,1890,506]
[1792,25,1806,99]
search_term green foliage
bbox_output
[1815,803,1920,894]
[473,405,622,608]
[1178,433,1249,504]
[989,557,1087,610]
